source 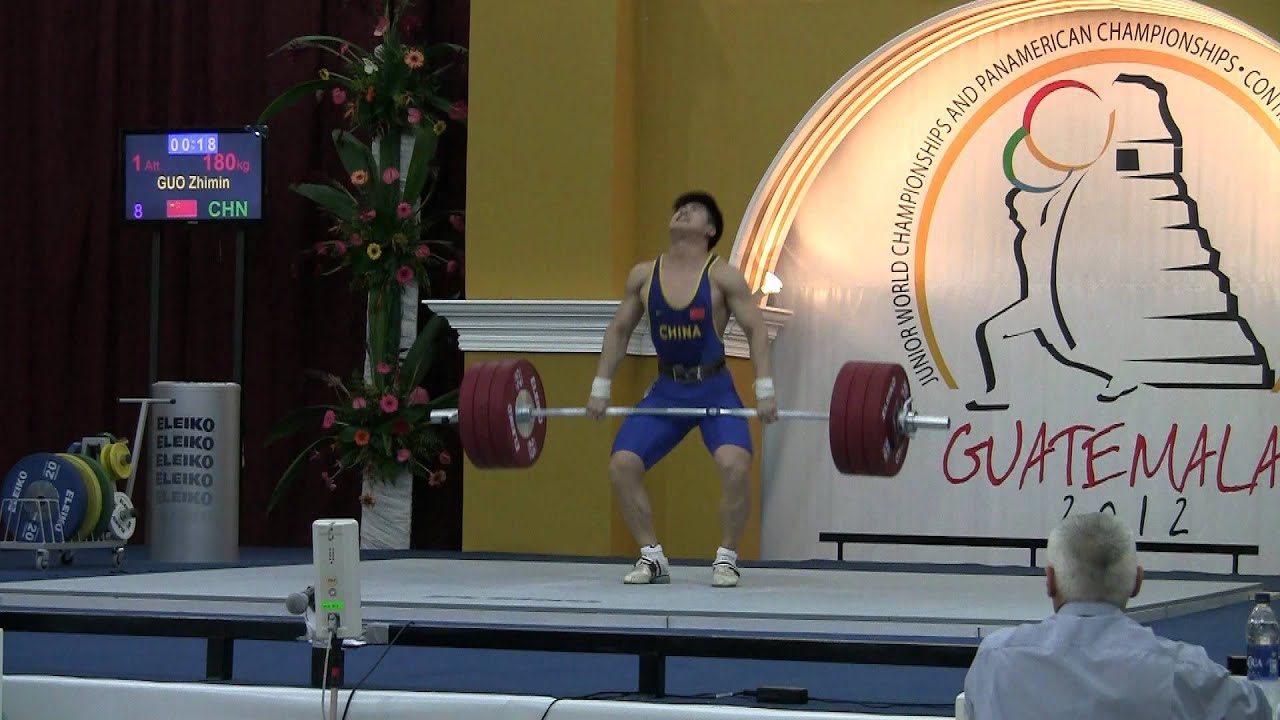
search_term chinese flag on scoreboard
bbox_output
[166,199,198,218]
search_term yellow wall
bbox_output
[464,0,1280,560]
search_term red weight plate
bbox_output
[844,361,875,474]
[491,359,549,468]
[459,361,495,468]
[477,360,516,467]
[858,363,911,477]
[828,363,858,474]
[881,364,912,476]
[855,364,893,477]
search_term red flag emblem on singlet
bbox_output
[690,306,705,321]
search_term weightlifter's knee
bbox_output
[713,445,751,486]
[609,451,646,489]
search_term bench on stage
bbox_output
[817,532,1259,575]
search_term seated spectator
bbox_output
[963,512,1271,720]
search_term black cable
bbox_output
[803,694,957,710]
[537,697,560,720]
[339,621,414,720]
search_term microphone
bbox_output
[286,586,315,615]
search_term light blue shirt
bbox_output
[964,601,1272,720]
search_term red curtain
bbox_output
[0,0,469,548]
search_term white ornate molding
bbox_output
[423,299,793,358]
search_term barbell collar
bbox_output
[903,412,951,433]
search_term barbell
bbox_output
[425,359,950,477]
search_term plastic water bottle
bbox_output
[1247,592,1280,715]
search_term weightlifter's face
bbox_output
[670,202,714,242]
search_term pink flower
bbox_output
[380,394,399,413]
[448,100,468,121]
[396,266,414,284]
[396,202,413,219]
[407,107,422,125]
[397,448,411,463]
[373,16,390,36]
[314,241,327,256]
[446,260,459,273]
[348,233,364,247]
[360,209,377,221]
[351,397,367,409]
[321,471,336,491]
[321,409,336,429]
[376,362,391,375]
[331,87,347,105]
[438,450,452,466]
[382,167,400,184]
[409,387,430,405]
[449,213,465,231]
[333,241,347,256]
[414,244,431,259]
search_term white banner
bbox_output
[749,2,1280,572]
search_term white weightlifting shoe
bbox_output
[624,556,670,584]
[711,560,740,588]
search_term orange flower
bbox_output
[350,169,369,186]
[365,86,375,102]
[354,429,371,446]
[404,49,425,69]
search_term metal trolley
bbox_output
[0,397,172,570]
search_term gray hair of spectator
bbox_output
[1046,512,1139,607]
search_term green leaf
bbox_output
[258,78,331,124]
[366,287,401,369]
[424,388,458,411]
[402,313,446,388]
[374,133,404,207]
[420,42,469,60]
[267,437,326,512]
[271,35,369,59]
[331,130,375,178]
[292,183,358,222]
[401,126,438,204]
[265,405,334,446]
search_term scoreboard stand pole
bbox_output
[233,228,246,388]
[149,230,161,387]
[146,226,248,390]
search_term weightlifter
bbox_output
[587,191,778,587]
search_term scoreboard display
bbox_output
[122,126,266,223]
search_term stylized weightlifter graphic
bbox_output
[966,75,1272,412]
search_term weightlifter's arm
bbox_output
[717,264,778,423]
[587,263,648,419]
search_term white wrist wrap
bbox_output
[754,377,775,400]
[591,376,612,399]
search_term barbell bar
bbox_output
[427,358,950,477]
[515,406,951,435]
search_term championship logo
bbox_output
[734,2,1280,568]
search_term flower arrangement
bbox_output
[258,0,468,141]
[287,126,464,357]
[267,317,456,511]
[260,0,467,519]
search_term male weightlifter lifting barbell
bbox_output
[586,191,777,588]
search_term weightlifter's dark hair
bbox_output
[673,191,724,249]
